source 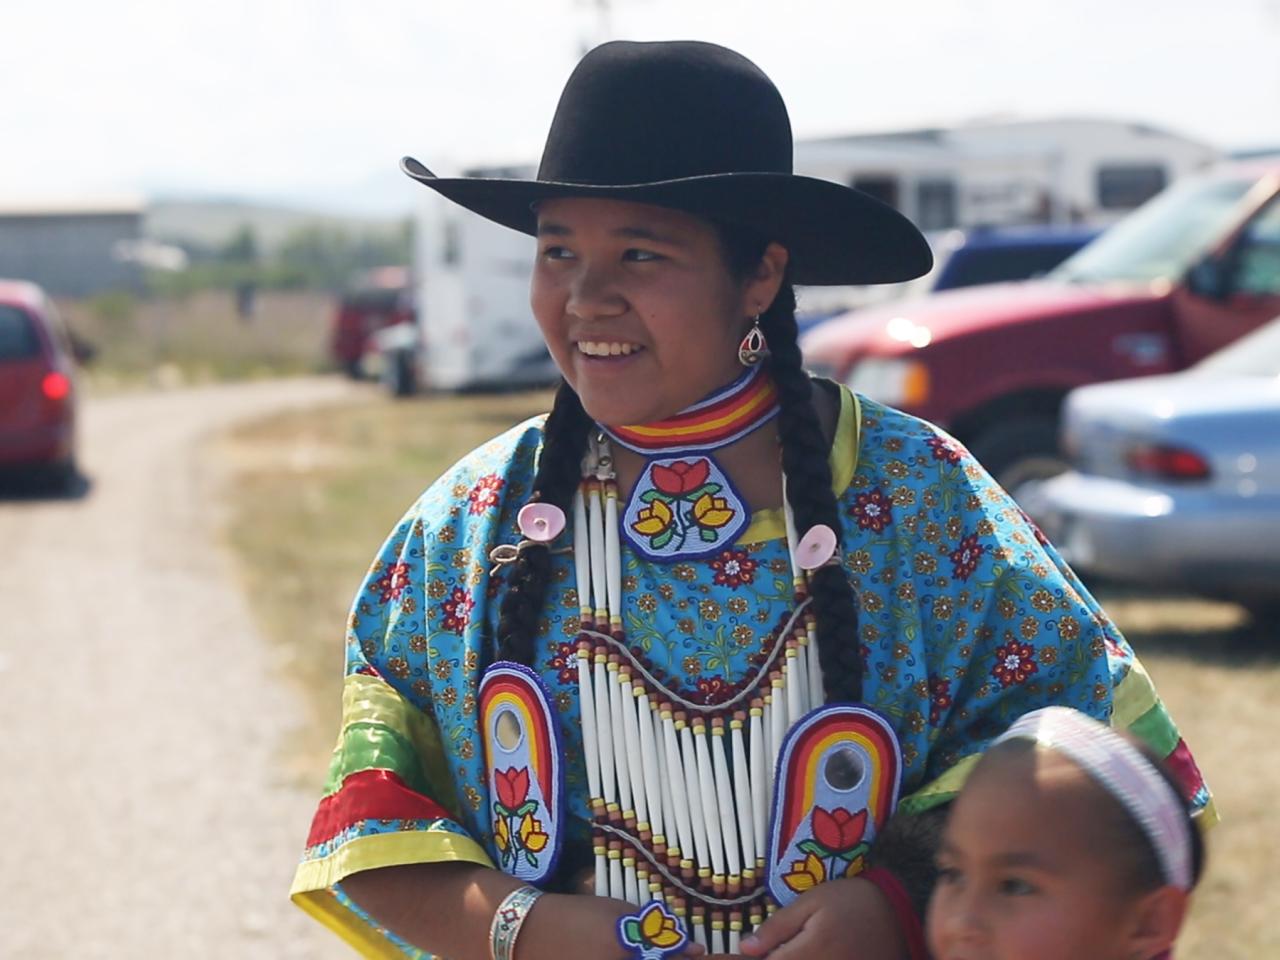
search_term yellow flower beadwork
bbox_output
[494,815,511,853]
[519,812,549,853]
[692,492,734,529]
[782,852,826,893]
[640,901,684,948]
[632,498,674,536]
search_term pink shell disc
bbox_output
[517,502,566,542]
[795,524,838,570]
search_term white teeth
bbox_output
[578,341,641,357]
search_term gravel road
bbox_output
[0,378,365,959]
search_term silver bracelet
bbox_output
[490,884,543,960]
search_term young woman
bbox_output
[290,41,1213,960]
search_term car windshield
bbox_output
[940,241,1089,289]
[1193,316,1280,376]
[0,304,39,361]
[1049,175,1256,284]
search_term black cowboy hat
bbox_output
[402,40,931,286]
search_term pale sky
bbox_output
[5,0,1279,214]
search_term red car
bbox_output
[330,267,415,378]
[0,279,78,487]
[802,161,1280,495]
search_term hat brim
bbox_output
[402,157,931,286]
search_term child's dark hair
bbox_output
[494,219,864,704]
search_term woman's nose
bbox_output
[566,262,626,321]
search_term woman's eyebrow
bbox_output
[613,225,684,245]
[534,221,684,245]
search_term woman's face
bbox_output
[927,748,1177,960]
[530,197,780,426]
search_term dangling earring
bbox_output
[738,314,768,366]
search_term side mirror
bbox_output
[1186,257,1230,301]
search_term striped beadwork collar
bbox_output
[599,366,780,455]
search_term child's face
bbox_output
[927,747,1156,960]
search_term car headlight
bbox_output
[845,357,931,407]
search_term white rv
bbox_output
[378,163,555,394]
[794,118,1219,232]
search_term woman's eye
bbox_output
[997,876,1037,896]
[935,865,961,885]
[624,248,662,262]
[541,245,574,260]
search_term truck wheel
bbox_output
[384,349,416,397]
[1243,598,1280,631]
[966,416,1067,505]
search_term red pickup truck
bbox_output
[801,160,1280,495]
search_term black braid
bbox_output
[494,380,591,665]
[758,283,864,703]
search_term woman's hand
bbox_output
[733,877,908,960]
[521,892,708,960]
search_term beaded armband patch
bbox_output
[480,662,566,883]
[766,705,903,906]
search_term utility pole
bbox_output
[575,0,646,55]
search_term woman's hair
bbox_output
[982,737,1206,893]
[494,380,593,666]
[495,221,864,704]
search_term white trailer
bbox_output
[378,163,555,393]
[794,117,1219,232]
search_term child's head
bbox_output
[926,706,1204,960]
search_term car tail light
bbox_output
[41,371,71,402]
[1125,443,1211,481]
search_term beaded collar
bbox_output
[597,367,780,562]
[601,366,779,455]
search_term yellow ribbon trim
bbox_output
[292,888,421,960]
[1197,795,1221,830]
[739,388,861,544]
[1111,657,1160,730]
[330,672,462,816]
[292,828,494,897]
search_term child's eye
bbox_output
[997,876,1037,896]
[934,864,962,886]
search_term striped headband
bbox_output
[992,706,1193,891]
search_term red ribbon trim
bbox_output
[1163,738,1205,803]
[306,768,457,848]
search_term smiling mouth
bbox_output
[576,341,644,358]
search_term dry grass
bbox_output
[218,391,1278,958]
[217,389,552,768]
[58,289,335,390]
[1089,590,1280,960]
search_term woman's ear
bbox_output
[1121,885,1189,960]
[743,242,789,315]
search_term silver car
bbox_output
[1031,317,1280,614]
